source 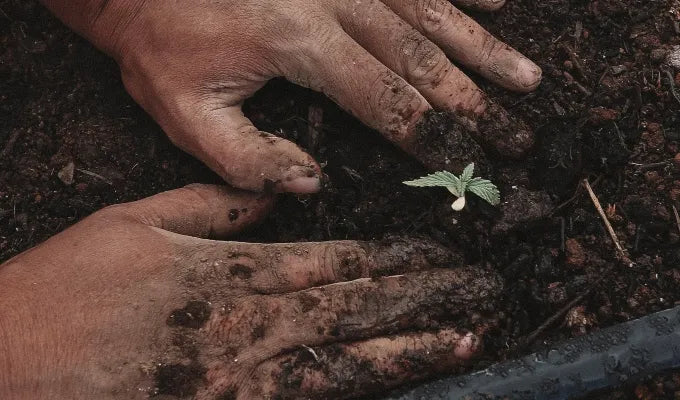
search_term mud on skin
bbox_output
[268,337,476,400]
[409,110,490,175]
[151,262,501,398]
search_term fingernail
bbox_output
[517,58,543,89]
[453,332,480,360]
[280,166,321,193]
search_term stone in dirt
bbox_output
[565,238,586,269]
[492,187,553,234]
[57,162,74,185]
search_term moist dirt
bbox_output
[2,0,680,398]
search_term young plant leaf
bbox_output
[466,177,500,206]
[403,171,463,196]
[460,163,475,182]
[403,163,500,210]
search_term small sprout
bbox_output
[403,163,500,211]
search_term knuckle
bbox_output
[368,72,427,142]
[316,243,369,282]
[400,31,449,86]
[415,0,450,36]
[477,35,503,65]
[270,7,337,60]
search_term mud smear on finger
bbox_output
[410,111,490,175]
[154,362,206,397]
[269,332,479,399]
[409,101,535,176]
[364,236,465,276]
[475,101,535,159]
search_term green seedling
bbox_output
[403,163,500,211]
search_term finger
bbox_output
[110,184,273,238]
[382,0,542,93]
[338,0,487,116]
[247,329,479,399]
[278,25,431,155]
[452,0,506,12]
[169,103,321,194]
[334,2,534,160]
[188,238,464,294]
[200,267,501,363]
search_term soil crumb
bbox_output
[410,110,490,175]
[476,101,535,159]
[166,300,212,329]
[154,362,206,397]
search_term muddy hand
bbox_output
[0,185,501,399]
[41,0,542,192]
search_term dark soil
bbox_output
[2,0,680,398]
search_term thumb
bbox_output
[111,184,273,238]
[167,104,322,194]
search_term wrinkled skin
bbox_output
[0,185,502,399]
[42,0,541,193]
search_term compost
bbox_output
[2,0,680,398]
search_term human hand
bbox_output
[0,184,501,399]
[44,0,541,193]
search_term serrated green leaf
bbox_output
[460,163,475,183]
[403,171,460,188]
[466,177,500,206]
[404,171,465,197]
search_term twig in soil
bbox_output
[613,123,630,152]
[301,344,320,362]
[663,68,680,106]
[1,129,22,158]
[597,66,610,87]
[0,7,10,20]
[673,205,680,236]
[550,175,603,216]
[572,80,593,96]
[306,105,323,153]
[564,71,592,96]
[629,160,671,171]
[76,168,113,185]
[560,217,566,252]
[560,44,588,79]
[552,27,569,44]
[521,270,609,350]
[583,179,633,266]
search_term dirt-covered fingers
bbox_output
[199,267,500,360]
[382,0,542,92]
[280,26,431,150]
[183,238,464,294]
[338,0,486,116]
[245,329,478,399]
[166,104,321,194]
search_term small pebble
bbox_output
[610,65,627,75]
[57,162,75,185]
